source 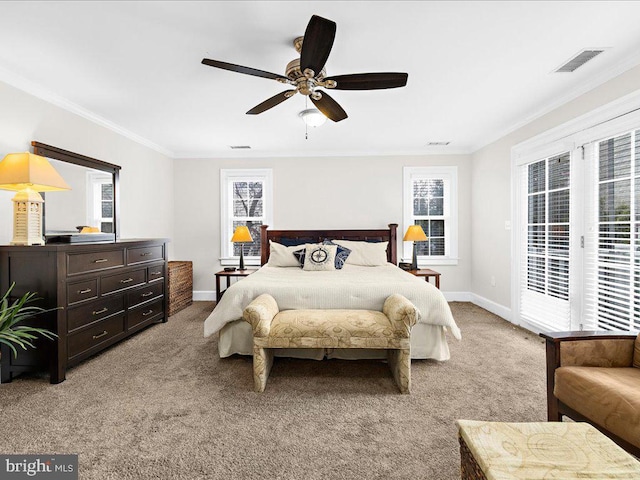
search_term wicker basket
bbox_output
[168,261,193,316]
[459,435,487,480]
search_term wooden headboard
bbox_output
[260,224,398,266]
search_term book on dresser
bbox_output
[0,239,169,384]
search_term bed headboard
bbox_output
[260,224,398,266]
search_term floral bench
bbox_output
[242,293,419,393]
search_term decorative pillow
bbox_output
[332,240,388,266]
[292,248,306,267]
[322,239,351,269]
[267,240,304,267]
[302,244,337,271]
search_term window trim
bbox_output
[220,168,273,266]
[403,166,458,266]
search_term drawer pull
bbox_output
[142,309,154,317]
[92,330,108,340]
[93,258,109,264]
[141,291,154,298]
[120,278,134,284]
[140,252,153,256]
[151,271,161,276]
[78,288,92,294]
[93,307,109,315]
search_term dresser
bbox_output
[0,239,168,384]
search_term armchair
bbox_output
[540,331,640,457]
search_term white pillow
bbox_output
[303,244,337,271]
[267,240,304,267]
[332,240,388,266]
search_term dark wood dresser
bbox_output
[0,239,168,383]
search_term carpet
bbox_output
[0,302,546,479]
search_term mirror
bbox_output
[32,141,121,243]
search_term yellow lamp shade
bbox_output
[403,225,428,242]
[0,152,71,192]
[231,226,253,243]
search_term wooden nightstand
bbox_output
[215,269,257,302]
[409,268,441,289]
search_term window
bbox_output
[87,171,113,233]
[517,152,572,332]
[403,166,458,265]
[220,169,273,266]
[512,93,640,334]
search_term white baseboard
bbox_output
[469,293,512,322]
[194,290,216,301]
[442,291,472,302]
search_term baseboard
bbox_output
[193,291,216,301]
[442,291,472,302]
[469,293,512,322]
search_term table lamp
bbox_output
[231,225,253,270]
[0,152,71,245]
[403,224,428,270]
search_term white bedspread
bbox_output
[204,264,461,340]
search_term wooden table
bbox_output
[215,269,257,302]
[409,268,441,288]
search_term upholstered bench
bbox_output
[456,420,640,480]
[242,293,419,393]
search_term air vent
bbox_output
[555,49,604,73]
[426,141,450,146]
[230,145,251,150]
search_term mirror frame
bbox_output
[32,141,121,240]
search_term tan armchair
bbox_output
[541,331,640,457]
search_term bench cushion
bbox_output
[555,366,640,448]
[255,309,410,349]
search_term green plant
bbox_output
[0,284,57,358]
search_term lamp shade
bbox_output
[231,226,253,243]
[0,153,71,192]
[298,108,327,127]
[403,225,428,242]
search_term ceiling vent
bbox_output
[426,141,450,146]
[230,145,251,150]
[555,49,605,73]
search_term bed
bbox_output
[203,224,461,361]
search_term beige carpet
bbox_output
[0,302,546,479]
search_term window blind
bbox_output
[583,130,640,332]
[519,152,572,332]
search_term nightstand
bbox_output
[409,268,441,289]
[215,269,257,302]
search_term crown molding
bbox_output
[0,66,175,158]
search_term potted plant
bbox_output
[0,283,57,358]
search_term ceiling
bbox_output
[2,1,640,159]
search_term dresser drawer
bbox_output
[128,282,164,309]
[67,249,125,275]
[147,264,164,282]
[101,269,146,295]
[67,279,98,305]
[68,314,125,359]
[127,245,164,265]
[67,295,125,333]
[127,299,164,330]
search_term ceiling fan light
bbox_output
[299,108,327,127]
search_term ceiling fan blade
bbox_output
[246,90,296,115]
[300,15,336,76]
[310,91,347,122]
[324,73,409,90]
[202,58,289,82]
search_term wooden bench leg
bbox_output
[253,344,274,393]
[387,348,411,394]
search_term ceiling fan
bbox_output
[201,15,408,122]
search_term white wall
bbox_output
[0,81,174,249]
[470,64,640,317]
[173,154,472,296]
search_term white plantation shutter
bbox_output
[518,152,572,331]
[583,130,640,332]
